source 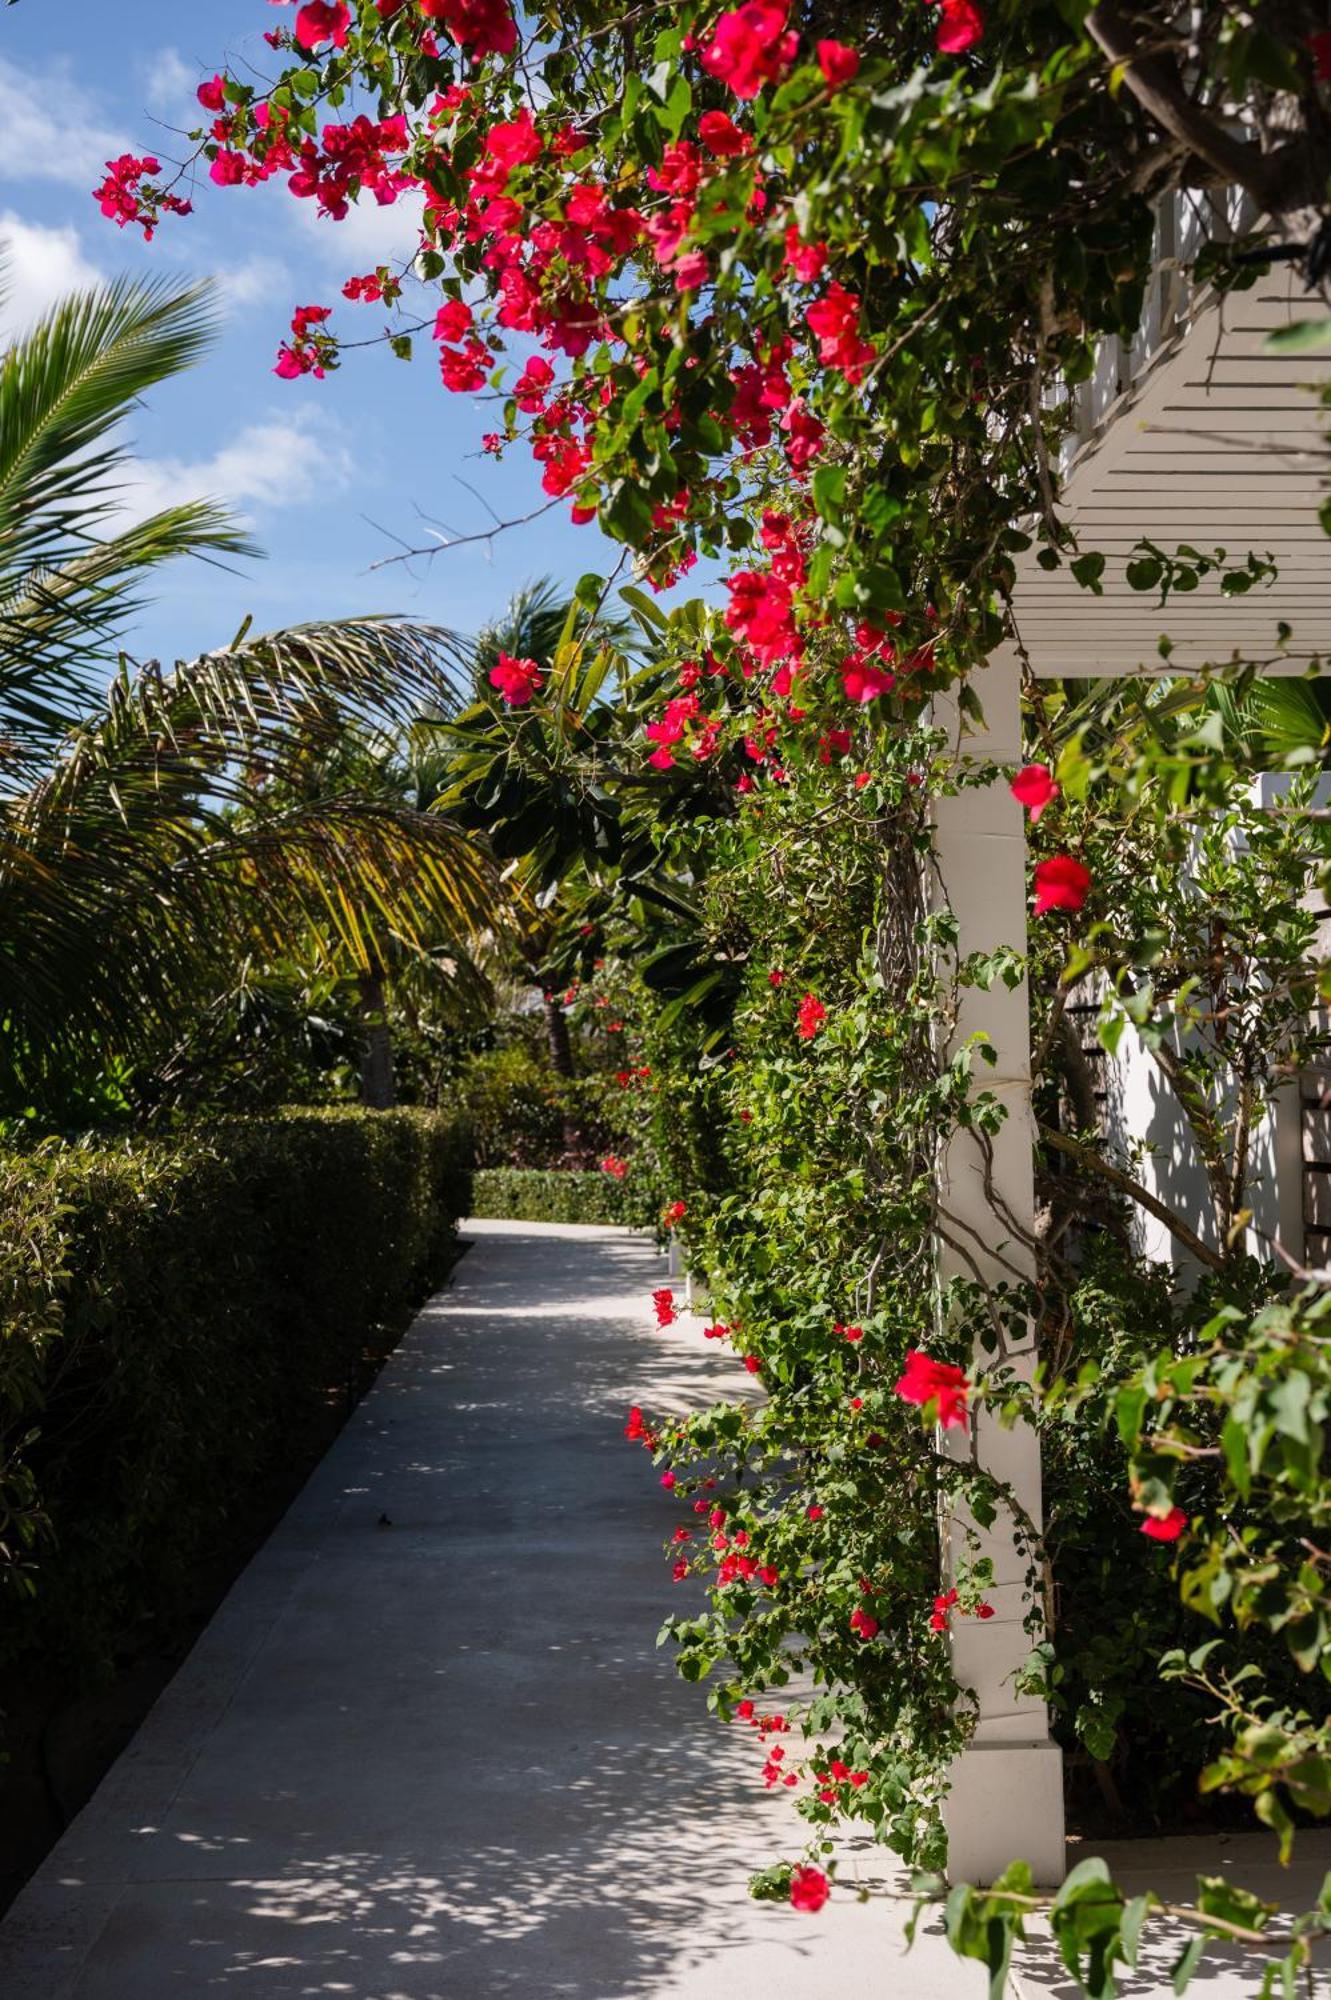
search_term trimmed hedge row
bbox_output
[0,1107,470,1677]
[470,1165,652,1227]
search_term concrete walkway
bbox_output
[4,1220,1324,1999]
[0,1221,973,2000]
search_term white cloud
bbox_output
[124,406,357,527]
[215,254,289,310]
[0,211,106,342]
[141,48,198,123]
[290,185,428,271]
[0,55,133,189]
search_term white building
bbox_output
[936,194,1329,1883]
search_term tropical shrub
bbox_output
[471,1164,652,1226]
[0,1107,470,1679]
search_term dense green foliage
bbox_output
[471,1165,649,1226]
[0,1107,470,1678]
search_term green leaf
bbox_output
[1264,320,1331,354]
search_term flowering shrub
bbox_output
[114,0,1331,1984]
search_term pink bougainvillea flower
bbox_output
[841,656,895,703]
[796,991,826,1040]
[294,0,351,51]
[849,1605,879,1640]
[701,3,799,99]
[489,651,543,706]
[816,39,860,89]
[421,0,519,56]
[783,227,828,284]
[433,298,474,343]
[789,1864,830,1912]
[1009,762,1059,823]
[600,1155,628,1179]
[197,74,227,112]
[653,1288,678,1327]
[935,0,984,52]
[698,109,752,157]
[660,1469,676,1489]
[1032,854,1092,916]
[806,282,876,382]
[1140,1506,1188,1542]
[895,1349,969,1429]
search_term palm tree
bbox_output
[0,276,495,1122]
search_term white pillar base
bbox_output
[942,1739,1067,1888]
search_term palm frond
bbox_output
[0,277,251,752]
[0,620,496,1113]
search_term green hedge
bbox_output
[470,1165,651,1226]
[0,1106,470,1678]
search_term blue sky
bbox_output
[0,0,635,668]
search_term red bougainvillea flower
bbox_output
[806,1503,824,1520]
[1009,763,1059,823]
[295,1,351,51]
[698,109,752,157]
[653,1288,678,1327]
[796,992,826,1040]
[601,1155,627,1179]
[1140,1506,1188,1542]
[672,1558,689,1581]
[930,1587,959,1632]
[422,0,519,57]
[816,39,860,89]
[768,968,786,987]
[790,1865,830,1913]
[934,0,984,53]
[1311,31,1331,81]
[663,1200,688,1228]
[701,4,800,100]
[895,1349,969,1429]
[660,1469,676,1489]
[806,283,876,382]
[976,1601,995,1619]
[489,652,543,706]
[742,1353,762,1374]
[1032,854,1092,916]
[624,1405,648,1440]
[703,1322,730,1341]
[197,74,227,112]
[849,1605,879,1640]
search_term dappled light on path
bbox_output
[0,1221,955,2000]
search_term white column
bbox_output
[932,645,1066,1887]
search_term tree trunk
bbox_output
[541,989,575,1079]
[358,968,396,1109]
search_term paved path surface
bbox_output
[6,1219,1325,1998]
[0,1221,976,2000]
